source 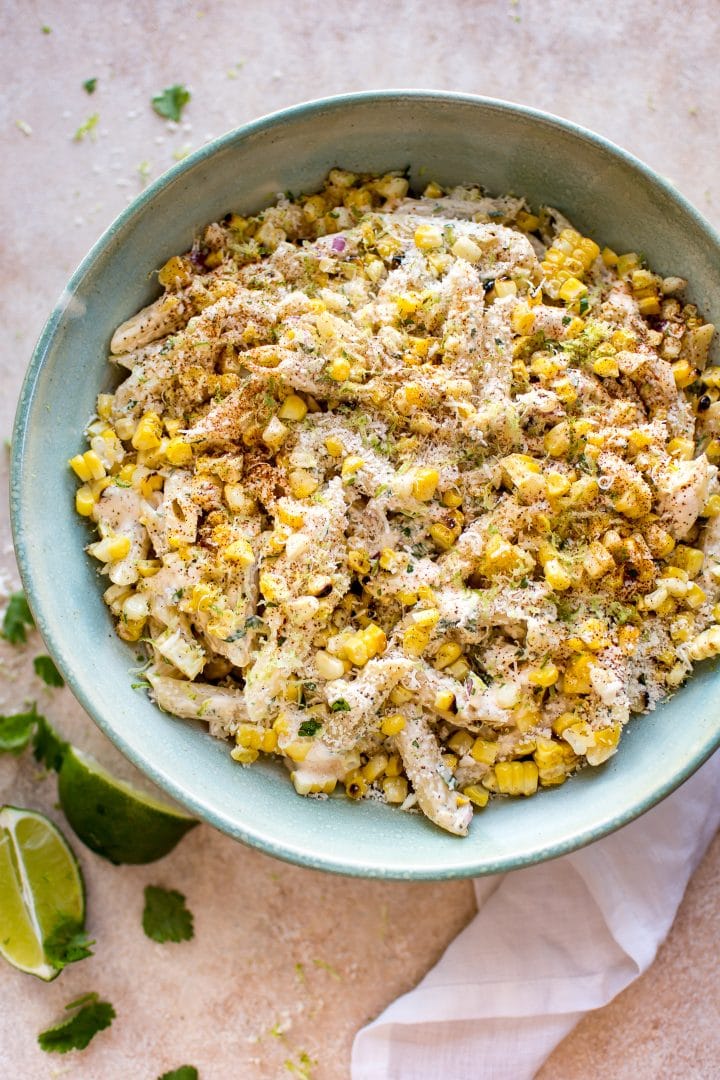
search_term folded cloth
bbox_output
[352,753,720,1079]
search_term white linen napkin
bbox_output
[352,753,720,1079]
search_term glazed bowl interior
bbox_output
[12,92,720,878]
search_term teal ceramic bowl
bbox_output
[11,92,720,878]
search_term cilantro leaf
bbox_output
[32,714,69,772]
[142,886,194,943]
[82,77,97,94]
[44,919,95,970]
[151,84,191,123]
[298,719,322,737]
[158,1069,199,1080]
[1,590,34,644]
[0,703,40,754]
[73,113,99,142]
[34,655,65,688]
[329,699,350,713]
[38,993,115,1054]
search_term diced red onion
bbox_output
[331,236,346,253]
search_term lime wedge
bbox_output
[0,806,85,981]
[58,747,198,864]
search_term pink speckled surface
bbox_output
[1,2,719,1076]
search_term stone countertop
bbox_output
[1,2,719,1076]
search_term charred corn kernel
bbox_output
[381,713,407,737]
[429,522,458,550]
[559,276,588,303]
[288,469,319,499]
[402,625,432,657]
[687,625,720,661]
[164,437,192,466]
[544,422,571,457]
[602,247,618,267]
[75,485,95,516]
[544,558,572,591]
[236,724,263,750]
[515,210,540,232]
[552,712,581,736]
[383,776,409,803]
[139,473,163,499]
[341,455,364,478]
[672,545,704,578]
[327,356,350,381]
[362,753,389,783]
[528,662,559,688]
[361,622,387,657]
[223,538,255,566]
[617,252,640,276]
[441,488,463,509]
[563,653,594,695]
[131,411,163,451]
[547,471,571,498]
[278,394,308,422]
[316,651,346,681]
[389,685,414,706]
[672,358,696,388]
[434,641,463,670]
[471,738,498,765]
[414,223,443,250]
[451,235,482,263]
[494,760,539,796]
[448,730,474,757]
[434,689,456,712]
[411,468,439,502]
[494,279,518,298]
[593,354,620,377]
[668,436,695,459]
[344,770,368,799]
[344,635,370,667]
[324,436,344,457]
[347,549,371,575]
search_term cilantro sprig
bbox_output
[151,84,191,123]
[38,992,115,1054]
[0,704,41,754]
[142,886,194,943]
[43,919,95,970]
[34,655,65,688]
[158,1069,199,1080]
[1,591,34,644]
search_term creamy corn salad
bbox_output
[69,169,720,836]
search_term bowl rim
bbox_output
[11,89,720,879]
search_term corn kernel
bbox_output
[325,436,344,458]
[75,485,95,516]
[602,247,618,267]
[131,411,163,451]
[471,738,498,765]
[429,522,457,550]
[381,713,407,737]
[361,622,387,658]
[617,252,640,276]
[236,724,263,750]
[547,471,571,499]
[363,753,389,783]
[672,359,696,388]
[494,279,518,298]
[341,455,364,478]
[344,635,370,667]
[165,437,193,466]
[412,468,439,502]
[389,685,414,706]
[672,545,704,578]
[434,641,463,670]
[344,770,368,799]
[544,422,571,458]
[667,436,695,460]
[593,354,620,378]
[494,760,539,796]
[563,653,594,695]
[434,689,456,712]
[327,356,350,381]
[414,223,443,251]
[288,469,319,499]
[382,776,409,803]
[451,235,482,263]
[402,624,432,657]
[528,662,559,688]
[559,276,588,303]
[347,549,371,575]
[462,784,489,808]
[544,558,572,591]
[223,538,255,566]
[278,394,308,422]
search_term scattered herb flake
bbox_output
[1,590,34,644]
[151,84,191,123]
[38,993,115,1054]
[44,920,95,970]
[41,24,51,33]
[34,655,65,688]
[298,719,323,737]
[0,704,40,754]
[142,886,194,944]
[329,699,350,713]
[82,77,97,94]
[73,113,99,142]
[158,1069,199,1080]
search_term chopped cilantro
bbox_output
[41,24,51,33]
[82,77,97,94]
[142,886,194,943]
[73,113,99,141]
[32,714,69,772]
[1,590,34,644]
[562,315,572,326]
[33,655,65,688]
[245,615,265,629]
[38,993,115,1054]
[0,704,40,754]
[298,719,323,737]
[329,699,350,713]
[158,1070,199,1080]
[44,919,95,970]
[579,296,590,315]
[151,84,191,123]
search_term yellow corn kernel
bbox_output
[445,658,471,681]
[672,358,696,388]
[75,486,95,516]
[667,436,695,460]
[429,522,458,550]
[230,745,259,765]
[617,252,640,276]
[389,685,414,706]
[288,470,319,499]
[617,625,640,654]
[672,545,704,578]
[483,534,522,574]
[586,724,622,766]
[414,223,443,250]
[593,353,620,378]
[315,650,345,681]
[236,724,263,751]
[528,662,559,688]
[494,760,539,796]
[362,753,389,783]
[702,494,720,518]
[402,624,432,658]
[285,741,312,763]
[552,712,580,736]
[382,776,409,804]
[377,548,398,572]
[324,436,344,458]
[433,689,456,713]
[446,731,473,758]
[89,535,132,563]
[222,538,255,566]
[563,653,594,695]
[707,439,720,463]
[412,468,439,502]
[276,505,304,531]
[341,455,364,479]
[278,394,308,422]
[451,235,482,263]
[637,294,662,316]
[510,304,535,335]
[259,572,280,602]
[471,738,498,765]
[95,393,113,421]
[544,558,572,591]
[441,488,463,510]
[547,471,571,499]
[579,618,610,651]
[559,276,588,303]
[462,784,489,808]
[494,279,518,298]
[327,356,350,381]
[361,622,387,658]
[344,634,370,667]
[138,473,162,499]
[381,713,407,737]
[344,770,368,799]
[685,583,707,609]
[160,438,191,469]
[544,422,571,458]
[397,591,419,606]
[687,625,720,661]
[347,549,371,575]
[602,247,618,267]
[434,641,463,671]
[131,411,163,451]
[515,210,540,232]
[567,477,599,508]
